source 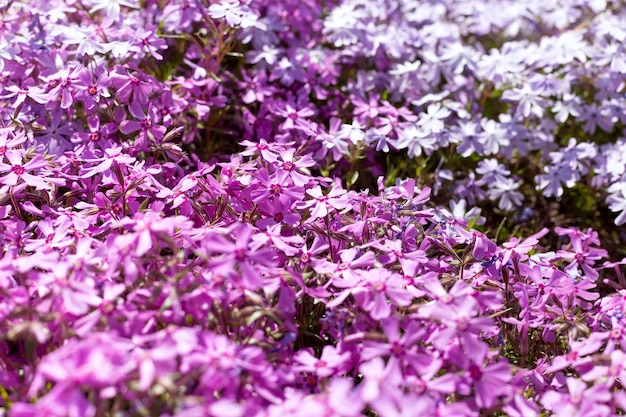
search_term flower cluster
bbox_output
[1,0,626,416]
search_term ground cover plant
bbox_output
[3,0,626,415]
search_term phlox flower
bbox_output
[80,146,136,178]
[120,102,167,148]
[43,66,81,110]
[133,26,167,61]
[607,182,626,225]
[3,81,49,108]
[273,100,315,131]
[30,334,134,393]
[360,317,435,375]
[462,360,512,409]
[397,125,439,158]
[75,68,110,110]
[88,0,138,20]
[579,103,614,134]
[198,223,276,290]
[250,223,303,257]
[293,345,351,378]
[109,70,153,105]
[536,163,578,198]
[475,158,510,184]
[540,378,611,417]
[0,149,63,190]
[500,227,549,265]
[486,177,524,210]
[556,227,607,280]
[60,25,109,56]
[337,120,366,144]
[359,357,403,404]
[314,247,377,281]
[0,127,26,157]
[113,209,192,257]
[273,148,315,187]
[365,127,395,152]
[208,1,250,27]
[249,169,304,205]
[452,120,484,157]
[546,332,605,373]
[417,103,450,134]
[11,382,96,417]
[239,138,281,162]
[355,268,414,320]
[298,184,349,222]
[427,296,494,364]
[502,84,547,119]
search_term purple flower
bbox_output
[298,185,349,222]
[133,26,167,60]
[541,378,611,417]
[463,360,512,409]
[294,345,351,378]
[198,223,276,290]
[0,149,62,190]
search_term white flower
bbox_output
[607,182,626,226]
[89,0,138,20]
[487,178,523,211]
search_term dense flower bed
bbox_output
[2,0,626,416]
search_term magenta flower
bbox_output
[114,210,193,257]
[12,382,96,417]
[120,102,167,148]
[75,68,110,110]
[198,223,276,290]
[273,148,315,187]
[546,332,604,373]
[249,169,304,205]
[4,82,49,108]
[463,360,512,409]
[361,317,434,374]
[298,184,349,221]
[80,146,136,178]
[359,269,414,320]
[273,100,316,131]
[133,26,167,60]
[294,345,351,378]
[44,66,81,110]
[0,149,62,190]
[541,378,611,417]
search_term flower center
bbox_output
[141,117,152,130]
[468,364,482,381]
[270,184,282,196]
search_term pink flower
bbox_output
[294,345,351,378]
[541,378,611,417]
[198,223,276,290]
[133,26,167,60]
[0,150,62,190]
[464,360,512,409]
[80,146,136,178]
[298,185,349,221]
